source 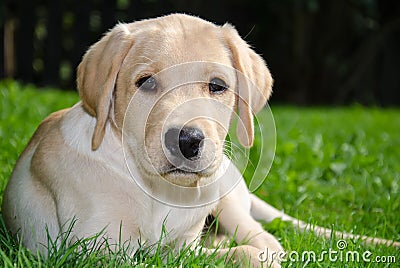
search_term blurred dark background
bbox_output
[1,0,400,105]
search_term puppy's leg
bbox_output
[213,180,283,266]
[250,194,297,223]
[2,171,60,255]
[250,194,400,247]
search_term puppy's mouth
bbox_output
[158,164,220,187]
[164,168,197,175]
[159,165,207,176]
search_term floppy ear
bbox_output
[222,24,273,147]
[77,24,134,150]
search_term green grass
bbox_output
[0,80,399,267]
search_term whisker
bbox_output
[222,140,259,170]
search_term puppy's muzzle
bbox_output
[164,127,205,160]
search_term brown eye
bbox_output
[136,76,157,91]
[209,78,227,94]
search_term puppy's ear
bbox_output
[77,24,134,150]
[222,24,273,147]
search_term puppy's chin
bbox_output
[133,151,222,187]
[158,165,219,187]
[161,170,201,187]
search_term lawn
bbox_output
[0,80,399,267]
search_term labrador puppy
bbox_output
[2,14,281,267]
[2,14,397,268]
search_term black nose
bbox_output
[165,127,205,160]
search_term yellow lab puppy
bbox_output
[3,14,397,268]
[2,14,281,267]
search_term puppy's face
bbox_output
[77,14,273,187]
[115,23,236,186]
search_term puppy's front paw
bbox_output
[243,231,285,267]
[249,231,284,253]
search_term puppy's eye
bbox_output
[209,78,228,94]
[136,76,157,91]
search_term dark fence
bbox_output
[2,0,400,105]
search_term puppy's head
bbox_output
[77,14,272,187]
